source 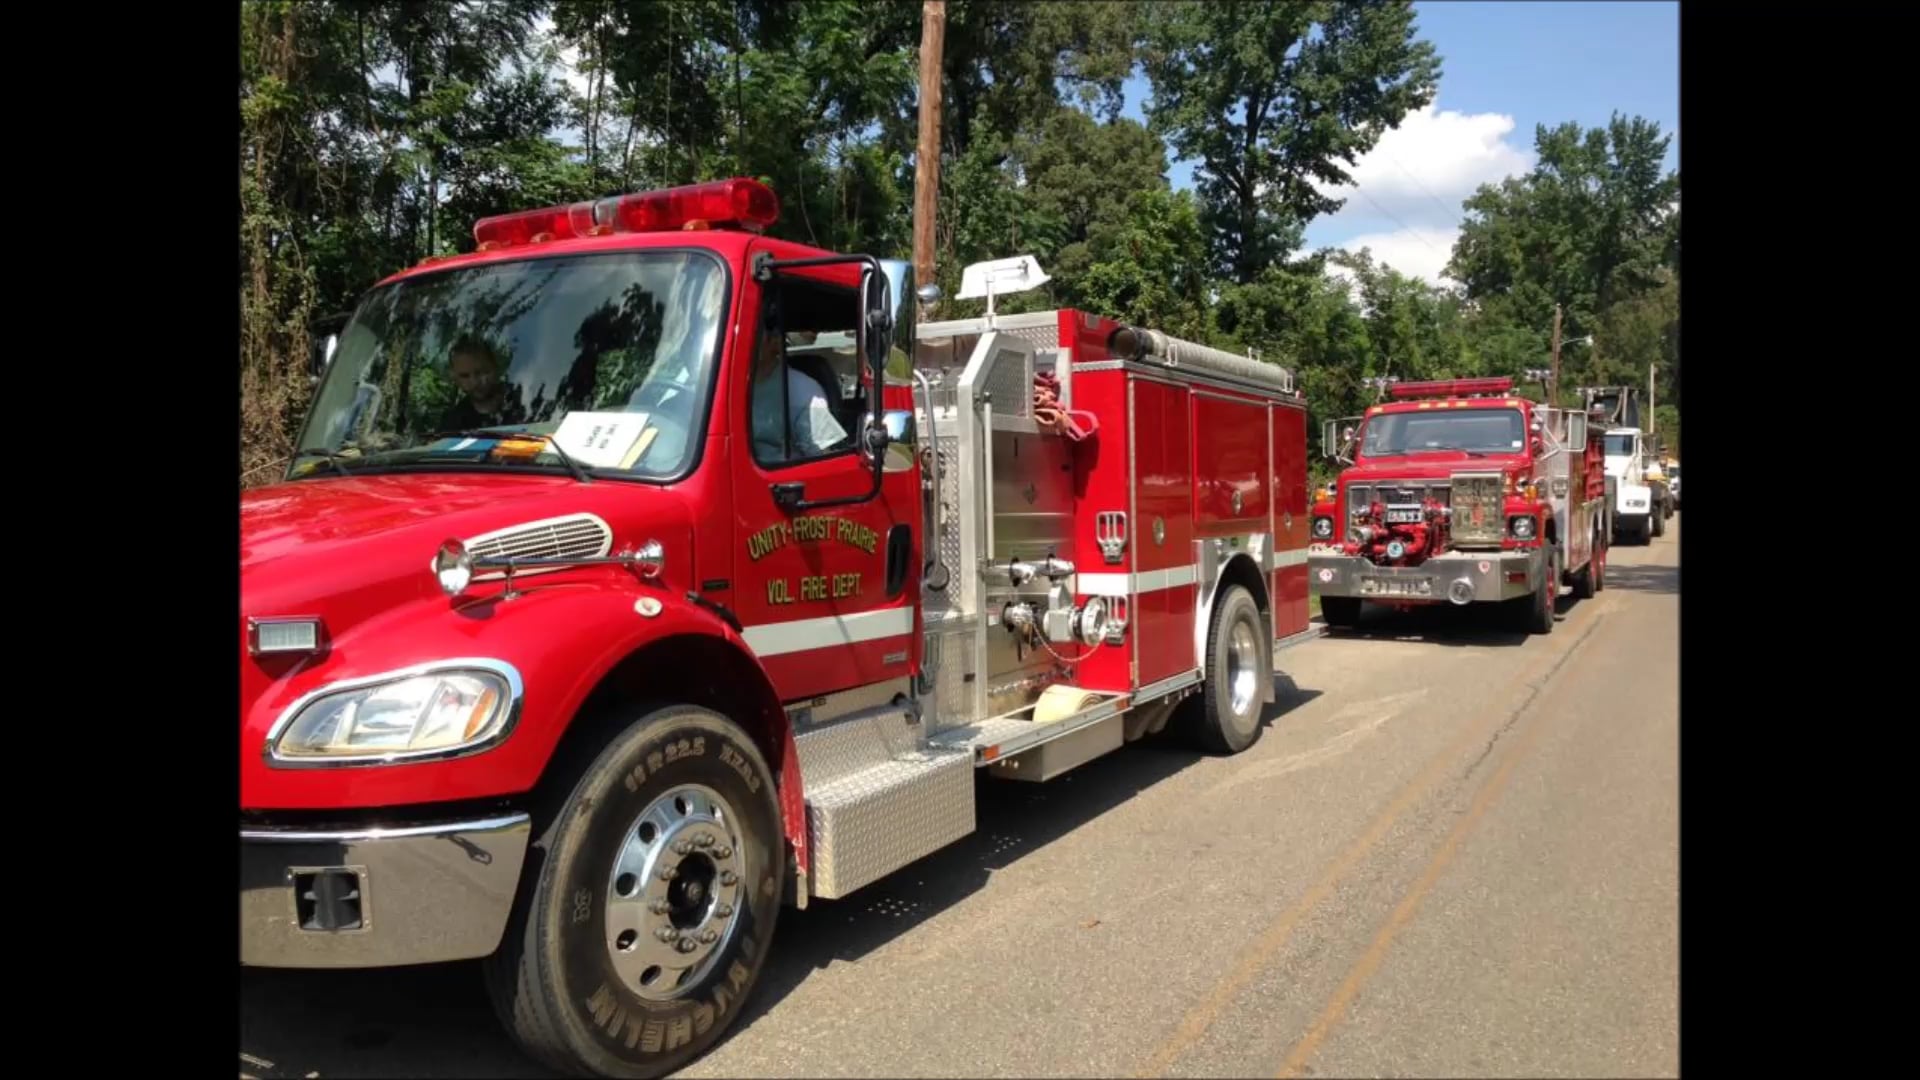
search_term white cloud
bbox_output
[1329,227,1463,289]
[1309,104,1533,285]
[1318,104,1533,228]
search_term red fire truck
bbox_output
[239,178,1313,1077]
[1306,377,1607,633]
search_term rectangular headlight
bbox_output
[266,663,521,767]
[249,617,323,656]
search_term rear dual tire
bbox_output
[1198,585,1267,754]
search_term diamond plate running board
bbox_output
[794,707,975,900]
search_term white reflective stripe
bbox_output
[1076,565,1199,596]
[1142,565,1199,591]
[741,607,915,658]
[1272,548,1308,568]
[1076,572,1130,595]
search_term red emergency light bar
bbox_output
[1386,376,1515,400]
[472,177,782,250]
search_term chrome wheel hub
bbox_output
[1228,620,1261,717]
[604,783,745,1001]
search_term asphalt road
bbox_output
[241,516,1680,1079]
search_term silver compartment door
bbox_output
[955,328,1040,721]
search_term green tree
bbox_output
[1447,113,1680,351]
[1142,0,1440,283]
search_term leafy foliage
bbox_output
[240,1,1679,485]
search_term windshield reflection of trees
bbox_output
[379,270,671,445]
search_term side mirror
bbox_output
[1321,418,1356,463]
[856,261,898,464]
[1567,413,1587,450]
[314,334,338,376]
[309,311,352,382]
[863,409,918,473]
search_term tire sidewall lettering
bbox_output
[542,711,781,1072]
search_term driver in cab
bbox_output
[439,335,526,432]
[751,329,846,461]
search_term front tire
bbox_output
[486,705,784,1079]
[1319,596,1362,628]
[1198,585,1267,754]
[1523,549,1557,635]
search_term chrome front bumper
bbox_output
[1308,547,1544,604]
[240,812,531,968]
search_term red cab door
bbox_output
[729,257,920,702]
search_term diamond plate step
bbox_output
[794,707,975,900]
[804,749,974,899]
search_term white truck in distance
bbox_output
[1602,427,1660,543]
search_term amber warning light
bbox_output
[473,177,781,250]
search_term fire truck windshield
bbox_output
[292,250,729,482]
[1359,407,1525,457]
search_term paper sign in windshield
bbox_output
[555,411,654,469]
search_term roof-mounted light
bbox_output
[471,178,781,251]
[597,177,780,234]
[1387,377,1516,400]
[472,202,600,250]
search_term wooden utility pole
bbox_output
[912,1,946,293]
[1548,303,1564,405]
[1648,362,1656,435]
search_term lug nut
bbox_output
[673,840,694,855]
[676,939,698,954]
[657,866,678,881]
[719,870,739,887]
[650,899,670,915]
[694,834,714,848]
[699,929,719,943]
[713,903,732,917]
[654,928,677,943]
[713,845,733,859]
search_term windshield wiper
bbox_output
[430,428,593,483]
[1411,445,1490,458]
[291,447,354,477]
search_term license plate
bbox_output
[1385,507,1423,524]
[1362,576,1430,598]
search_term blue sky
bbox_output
[1119,1,1680,283]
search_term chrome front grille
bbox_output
[1345,480,1451,524]
[1449,473,1505,545]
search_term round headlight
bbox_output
[1510,515,1537,540]
[435,538,476,596]
[1312,516,1334,539]
[1386,540,1406,559]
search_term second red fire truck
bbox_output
[239,178,1312,1077]
[1307,377,1608,633]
